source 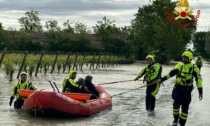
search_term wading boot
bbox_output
[172,119,178,126]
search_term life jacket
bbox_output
[176,63,194,86]
[144,63,162,81]
[12,81,33,99]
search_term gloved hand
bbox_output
[159,76,167,83]
[9,96,14,106]
[134,77,139,81]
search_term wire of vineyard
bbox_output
[0,49,134,81]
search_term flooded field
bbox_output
[0,61,209,126]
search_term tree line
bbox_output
[0,0,209,64]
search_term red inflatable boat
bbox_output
[23,85,112,116]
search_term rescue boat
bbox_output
[23,85,112,116]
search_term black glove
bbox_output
[134,76,139,81]
[160,76,167,82]
[9,96,14,106]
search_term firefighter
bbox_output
[62,70,87,93]
[9,72,37,109]
[160,51,203,126]
[195,56,203,70]
[135,55,162,111]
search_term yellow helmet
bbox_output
[69,70,76,76]
[20,72,27,76]
[182,51,193,61]
[146,55,154,61]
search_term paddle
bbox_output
[52,82,60,93]
[48,81,56,91]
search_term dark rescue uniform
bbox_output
[10,81,36,109]
[62,78,84,93]
[161,62,202,126]
[137,62,162,111]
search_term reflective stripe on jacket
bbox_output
[62,78,83,93]
[165,62,202,88]
[138,63,162,82]
[11,81,36,99]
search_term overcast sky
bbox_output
[0,0,209,32]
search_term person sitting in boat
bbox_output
[62,70,87,93]
[84,75,99,99]
[9,72,37,109]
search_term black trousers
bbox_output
[172,85,193,126]
[146,83,159,111]
[14,99,24,109]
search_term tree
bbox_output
[131,0,195,63]
[74,21,91,34]
[45,20,61,32]
[192,32,209,59]
[18,9,42,32]
[63,20,74,33]
[93,16,133,55]
[205,32,210,58]
[0,23,11,50]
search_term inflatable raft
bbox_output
[22,85,112,116]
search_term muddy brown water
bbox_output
[0,62,209,126]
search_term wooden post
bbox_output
[96,54,101,69]
[50,51,59,74]
[17,51,28,79]
[35,51,44,76]
[63,52,71,73]
[0,47,7,67]
[89,53,96,70]
[107,54,112,67]
[72,53,78,70]
[102,54,106,68]
[80,53,86,70]
[116,54,121,66]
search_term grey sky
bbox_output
[0,0,209,31]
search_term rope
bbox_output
[97,79,143,85]
[111,81,160,97]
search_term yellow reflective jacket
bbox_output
[163,62,202,93]
[138,63,162,82]
[62,78,83,93]
[196,59,203,67]
[11,81,37,100]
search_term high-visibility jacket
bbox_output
[137,62,162,82]
[196,59,203,67]
[11,81,36,100]
[62,78,83,93]
[162,62,202,94]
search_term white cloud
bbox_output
[0,0,209,31]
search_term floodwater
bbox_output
[0,61,209,126]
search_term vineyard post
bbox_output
[96,53,101,69]
[50,51,59,74]
[89,53,96,70]
[35,51,44,76]
[80,53,86,70]
[107,54,112,67]
[17,51,28,79]
[116,54,121,66]
[72,53,78,70]
[102,54,106,68]
[0,47,7,67]
[63,52,71,73]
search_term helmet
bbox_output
[69,70,76,76]
[20,72,27,76]
[146,55,154,61]
[182,51,193,61]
